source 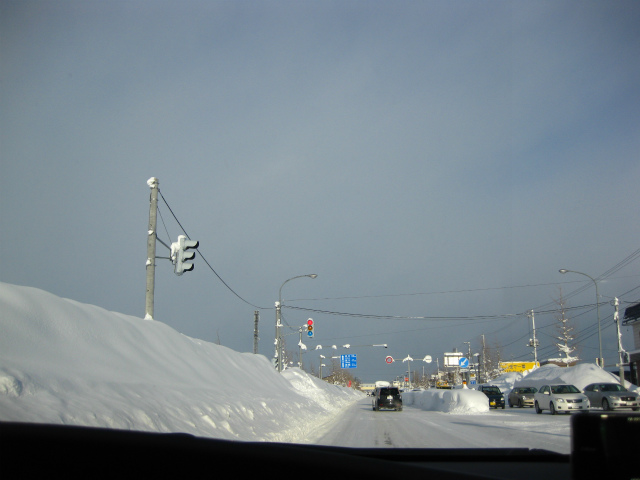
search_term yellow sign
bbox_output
[500,361,539,372]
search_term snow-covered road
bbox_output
[306,398,572,454]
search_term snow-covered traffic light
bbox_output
[171,235,199,275]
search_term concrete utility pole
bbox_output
[613,298,626,388]
[145,177,159,320]
[481,335,486,383]
[275,301,282,371]
[253,311,259,354]
[527,310,539,365]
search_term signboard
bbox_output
[444,352,463,367]
[459,357,469,369]
[500,361,539,372]
[341,354,357,369]
[385,356,394,364]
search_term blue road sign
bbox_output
[459,357,469,368]
[341,354,357,369]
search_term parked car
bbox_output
[534,384,589,414]
[583,383,640,411]
[372,386,403,411]
[477,385,505,409]
[508,387,537,408]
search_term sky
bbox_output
[1,0,640,383]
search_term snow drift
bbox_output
[0,283,361,442]
[402,387,489,413]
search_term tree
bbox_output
[553,288,579,366]
[478,335,504,381]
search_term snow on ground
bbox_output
[0,283,361,442]
[1,282,637,444]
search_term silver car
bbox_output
[534,384,589,414]
[583,383,640,411]
[508,387,537,408]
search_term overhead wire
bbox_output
[158,190,268,310]
[154,190,640,352]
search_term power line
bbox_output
[158,189,268,310]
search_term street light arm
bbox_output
[279,274,318,302]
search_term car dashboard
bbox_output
[1,413,637,479]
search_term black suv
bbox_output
[372,386,403,411]
[477,385,505,409]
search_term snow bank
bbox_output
[402,388,489,414]
[513,363,638,392]
[0,283,361,442]
[475,364,639,395]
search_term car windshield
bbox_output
[551,385,580,394]
[519,388,536,394]
[2,0,639,467]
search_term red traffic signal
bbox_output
[306,318,314,337]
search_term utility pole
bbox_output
[613,298,626,388]
[527,310,539,366]
[275,301,282,372]
[145,177,159,320]
[464,341,471,385]
[481,335,486,383]
[253,311,259,354]
[298,328,304,370]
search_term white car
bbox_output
[534,384,589,414]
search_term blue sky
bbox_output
[2,0,639,382]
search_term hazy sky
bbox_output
[2,0,639,382]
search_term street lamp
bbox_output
[275,274,318,372]
[559,269,602,367]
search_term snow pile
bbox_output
[404,360,639,414]
[0,283,361,442]
[402,387,489,414]
[475,364,638,395]
[513,363,638,392]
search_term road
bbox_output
[305,397,573,453]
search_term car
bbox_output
[508,387,537,408]
[582,383,640,411]
[534,384,589,414]
[477,385,505,409]
[372,386,403,411]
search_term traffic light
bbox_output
[172,235,199,275]
[306,318,314,337]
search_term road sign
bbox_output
[385,356,394,364]
[459,357,469,368]
[341,354,357,369]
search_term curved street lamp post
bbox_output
[275,274,317,372]
[559,269,602,368]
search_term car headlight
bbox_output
[557,398,565,403]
